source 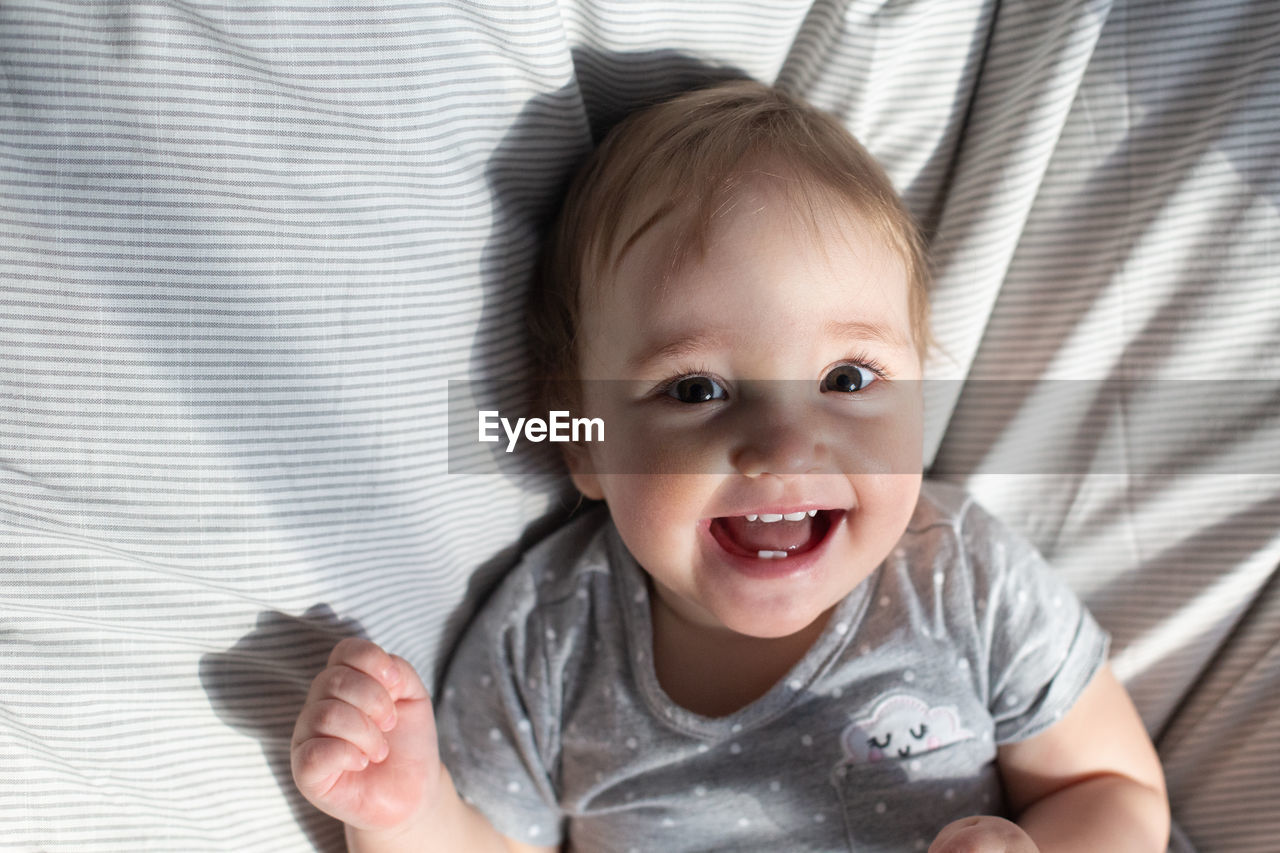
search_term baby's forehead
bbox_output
[597,172,910,301]
[606,166,890,270]
[582,188,918,350]
[572,146,930,359]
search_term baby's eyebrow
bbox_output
[627,321,909,372]
[826,319,912,351]
[626,331,728,372]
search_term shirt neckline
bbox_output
[606,522,875,740]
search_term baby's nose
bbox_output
[730,400,827,477]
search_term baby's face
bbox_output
[567,175,923,640]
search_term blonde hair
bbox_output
[528,79,930,408]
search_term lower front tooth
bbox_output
[756,550,789,559]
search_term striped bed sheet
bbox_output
[1,1,1276,850]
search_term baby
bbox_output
[291,81,1169,852]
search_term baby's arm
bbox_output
[290,638,558,853]
[931,663,1169,852]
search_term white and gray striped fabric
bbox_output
[1,1,1275,850]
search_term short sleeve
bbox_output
[960,500,1111,744]
[436,565,565,847]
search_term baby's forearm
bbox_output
[1016,772,1170,852]
[346,766,516,853]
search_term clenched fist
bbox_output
[291,638,441,832]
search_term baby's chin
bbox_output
[709,599,838,641]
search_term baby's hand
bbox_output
[291,638,440,832]
[928,816,1040,853]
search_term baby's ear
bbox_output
[561,442,604,501]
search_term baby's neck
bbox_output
[649,597,833,718]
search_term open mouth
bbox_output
[709,509,844,560]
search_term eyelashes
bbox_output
[650,353,890,402]
[650,363,725,404]
[839,352,889,381]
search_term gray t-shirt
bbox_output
[436,481,1109,852]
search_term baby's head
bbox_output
[530,80,930,639]
[530,79,930,406]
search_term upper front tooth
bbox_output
[807,509,818,517]
[783,511,808,522]
[745,514,758,522]
[758,513,784,523]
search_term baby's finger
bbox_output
[327,637,399,688]
[383,653,430,702]
[296,697,389,764]
[292,735,370,798]
[310,664,399,732]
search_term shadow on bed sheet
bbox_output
[197,538,573,851]
[199,604,365,850]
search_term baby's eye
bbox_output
[910,724,928,740]
[666,375,726,404]
[867,733,892,749]
[823,363,878,393]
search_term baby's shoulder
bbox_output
[897,480,1049,587]
[520,504,615,591]
[445,505,627,704]
[470,504,618,636]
